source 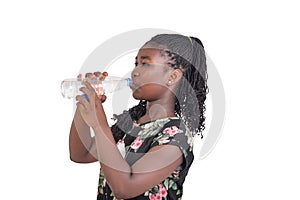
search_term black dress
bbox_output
[97,117,194,200]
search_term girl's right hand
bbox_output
[77,71,108,103]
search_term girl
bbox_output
[69,34,208,199]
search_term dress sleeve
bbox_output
[150,119,194,171]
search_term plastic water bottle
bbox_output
[61,76,131,99]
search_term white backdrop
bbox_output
[1,0,299,199]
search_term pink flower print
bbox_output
[173,169,180,174]
[162,126,179,137]
[159,184,168,198]
[131,137,143,150]
[154,193,162,200]
[149,193,156,200]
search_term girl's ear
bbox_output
[167,69,183,86]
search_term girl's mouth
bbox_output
[129,82,139,90]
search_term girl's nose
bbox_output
[132,71,140,77]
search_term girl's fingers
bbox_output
[100,72,108,81]
[79,87,94,103]
[100,95,107,102]
[80,82,97,103]
[79,86,90,95]
[92,71,108,80]
[82,80,95,91]
[78,72,108,101]
[82,71,108,82]
[85,72,95,79]
[76,101,85,111]
[94,71,101,77]
[94,94,107,105]
[76,95,88,109]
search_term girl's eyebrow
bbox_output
[136,55,151,61]
[140,56,151,60]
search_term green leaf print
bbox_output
[168,179,175,188]
[172,183,178,190]
[152,185,159,193]
[139,118,171,139]
[164,179,169,190]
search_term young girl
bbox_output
[69,34,208,199]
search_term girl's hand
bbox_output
[77,71,108,102]
[76,80,108,129]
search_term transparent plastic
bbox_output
[61,76,131,99]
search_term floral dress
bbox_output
[97,117,194,200]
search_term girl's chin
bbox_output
[132,92,142,100]
[132,90,147,101]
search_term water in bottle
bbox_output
[61,76,131,99]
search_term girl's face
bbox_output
[130,47,174,101]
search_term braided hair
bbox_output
[111,34,208,141]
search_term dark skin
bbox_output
[69,47,184,199]
[69,72,106,163]
[131,48,180,124]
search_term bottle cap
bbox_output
[127,78,132,86]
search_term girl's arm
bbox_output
[69,72,107,163]
[69,108,98,163]
[95,125,183,199]
[77,82,183,199]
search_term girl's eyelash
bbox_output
[134,62,150,67]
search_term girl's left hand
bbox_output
[76,80,108,129]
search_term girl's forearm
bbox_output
[92,125,133,195]
[93,125,131,172]
[69,109,97,163]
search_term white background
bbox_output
[1,0,300,199]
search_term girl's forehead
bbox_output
[136,47,165,59]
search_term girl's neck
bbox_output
[137,100,176,124]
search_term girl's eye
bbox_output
[142,62,150,66]
[134,62,150,67]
